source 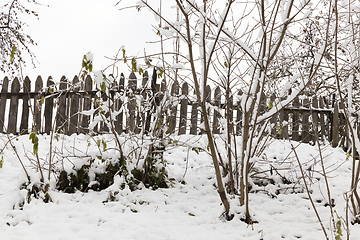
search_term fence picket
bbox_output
[190,94,198,135]
[56,76,68,133]
[115,73,125,134]
[292,97,300,141]
[229,93,234,134]
[69,76,80,135]
[81,75,92,134]
[319,97,326,141]
[280,97,289,139]
[332,102,339,147]
[0,77,9,133]
[128,72,137,133]
[236,90,242,135]
[20,77,31,134]
[8,78,20,134]
[168,80,179,134]
[179,82,188,135]
[45,77,54,134]
[302,98,310,143]
[270,94,277,136]
[312,96,319,143]
[213,87,221,134]
[0,74,357,151]
[34,76,43,133]
[200,85,211,134]
[141,71,149,133]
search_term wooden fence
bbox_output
[0,72,359,149]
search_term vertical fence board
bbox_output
[141,71,149,133]
[319,97,326,141]
[200,85,211,134]
[190,96,198,135]
[229,94,234,134]
[128,72,137,133]
[34,76,43,132]
[236,90,243,136]
[8,78,20,134]
[157,79,166,135]
[56,76,68,133]
[115,73,125,134]
[259,93,266,115]
[179,82,188,135]
[302,98,311,143]
[45,77,54,134]
[213,87,221,134]
[80,75,92,133]
[98,73,111,133]
[0,77,9,133]
[292,97,300,141]
[168,80,179,134]
[312,96,319,143]
[280,97,289,139]
[100,89,109,133]
[69,76,80,135]
[270,94,277,136]
[332,102,339,147]
[20,77,31,134]
[338,103,347,149]
[145,70,156,134]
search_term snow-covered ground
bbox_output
[0,133,359,240]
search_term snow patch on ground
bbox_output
[0,134,359,239]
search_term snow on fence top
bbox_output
[0,71,358,150]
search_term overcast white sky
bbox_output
[4,0,159,82]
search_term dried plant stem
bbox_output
[290,141,329,240]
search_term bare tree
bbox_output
[328,0,360,226]
[117,0,331,221]
[0,0,39,74]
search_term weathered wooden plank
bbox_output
[280,97,289,139]
[302,98,311,143]
[324,96,331,141]
[99,85,109,133]
[319,97,326,141]
[312,96,319,143]
[20,77,31,134]
[259,92,266,115]
[292,97,300,141]
[0,77,9,132]
[190,92,198,135]
[332,102,339,147]
[33,76,43,133]
[236,90,243,136]
[160,79,166,103]
[168,80,179,134]
[179,82,188,135]
[8,78,20,134]
[115,73,125,134]
[213,86,221,134]
[56,76,68,133]
[128,72,137,133]
[156,79,166,135]
[338,102,347,149]
[44,77,55,134]
[228,93,234,134]
[69,76,80,135]
[80,75,92,134]
[200,85,211,134]
[141,71,149,133]
[145,70,156,134]
[270,94,277,136]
